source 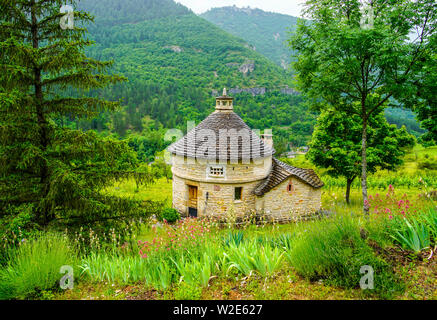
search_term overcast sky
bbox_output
[174,0,307,17]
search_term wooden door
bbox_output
[188,185,198,209]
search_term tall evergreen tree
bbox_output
[0,0,157,236]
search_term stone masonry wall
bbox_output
[258,177,321,218]
[172,155,272,183]
[172,174,262,217]
[171,154,270,216]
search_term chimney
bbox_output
[261,129,273,149]
[215,87,233,112]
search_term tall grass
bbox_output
[0,233,78,299]
[384,207,437,252]
[172,252,213,287]
[80,253,149,284]
[287,214,403,298]
[224,240,284,277]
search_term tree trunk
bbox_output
[346,177,355,204]
[361,117,369,215]
[31,1,50,225]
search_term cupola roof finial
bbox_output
[223,87,227,96]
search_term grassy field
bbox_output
[104,145,437,218]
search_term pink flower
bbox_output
[389,215,393,219]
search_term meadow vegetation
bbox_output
[0,147,435,300]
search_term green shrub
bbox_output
[287,215,403,298]
[0,233,78,299]
[160,208,181,223]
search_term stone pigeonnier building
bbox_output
[168,89,324,219]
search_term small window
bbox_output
[287,180,294,193]
[209,165,224,177]
[235,187,242,201]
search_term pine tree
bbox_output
[0,0,158,237]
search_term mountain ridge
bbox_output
[201,6,299,69]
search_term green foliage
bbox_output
[385,108,426,138]
[224,240,284,277]
[288,215,403,298]
[71,0,296,135]
[51,0,425,150]
[307,108,415,201]
[417,158,437,170]
[322,174,437,190]
[79,0,190,27]
[171,252,212,287]
[222,230,245,247]
[390,218,431,253]
[201,6,298,68]
[69,0,331,149]
[0,233,78,300]
[422,208,437,241]
[160,208,181,224]
[290,0,435,211]
[80,252,149,284]
[173,281,202,300]
[384,207,437,253]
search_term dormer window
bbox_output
[208,165,225,178]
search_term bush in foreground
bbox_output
[159,208,181,224]
[288,215,404,298]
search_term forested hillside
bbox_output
[79,0,190,26]
[201,6,298,69]
[69,0,425,157]
[69,0,315,155]
[201,6,426,139]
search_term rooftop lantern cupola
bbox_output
[215,87,233,112]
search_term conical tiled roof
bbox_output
[168,111,275,161]
[253,158,324,195]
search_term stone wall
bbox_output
[171,155,272,183]
[172,174,262,217]
[257,177,321,218]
